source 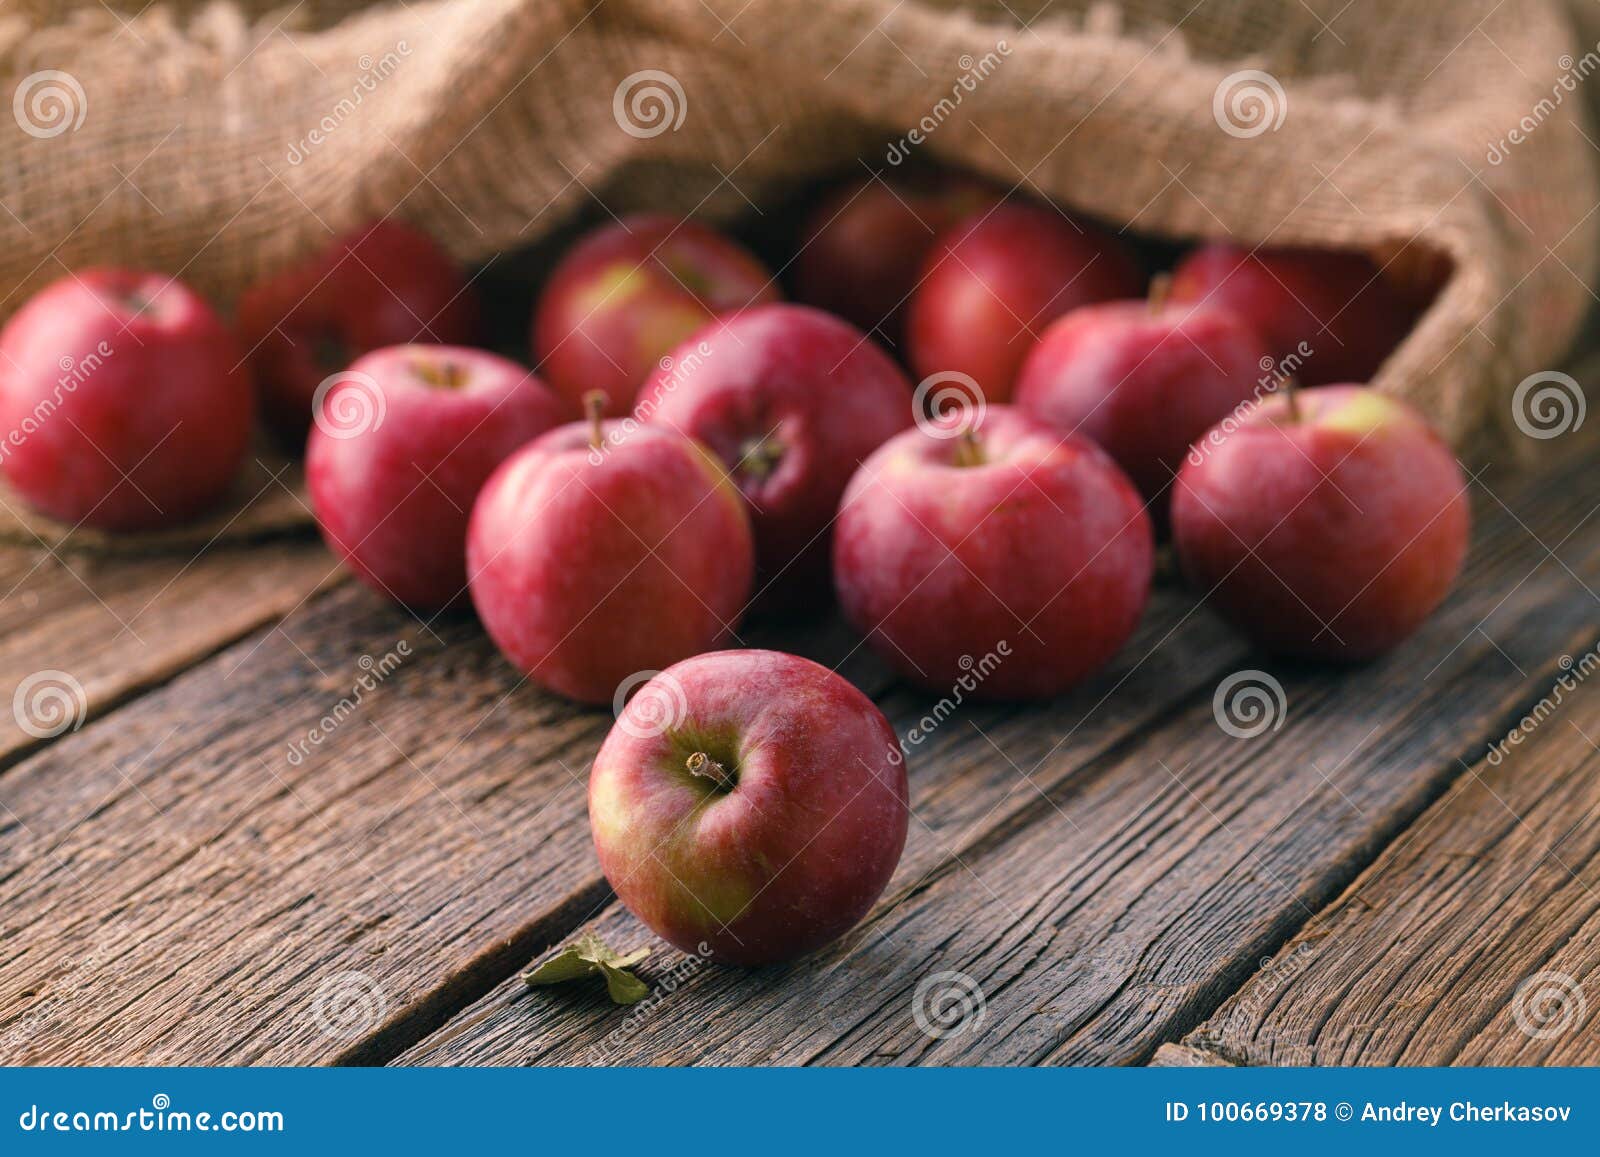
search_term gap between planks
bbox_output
[0,538,340,773]
[0,554,1245,1063]
[393,435,1600,1065]
[1161,648,1600,1066]
[2,429,1595,1066]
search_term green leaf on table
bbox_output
[597,961,651,1005]
[521,933,650,1004]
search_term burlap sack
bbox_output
[0,0,1593,552]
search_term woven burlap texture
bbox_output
[0,0,1594,551]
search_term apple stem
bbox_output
[1147,272,1172,314]
[118,290,154,316]
[1281,374,1302,422]
[583,390,608,451]
[686,751,735,790]
[410,359,469,390]
[952,428,985,468]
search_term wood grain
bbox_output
[1167,654,1600,1066]
[1149,1042,1235,1067]
[0,557,1244,1063]
[4,428,1594,1066]
[0,537,339,768]
[396,444,1600,1066]
[0,586,584,1064]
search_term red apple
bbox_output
[905,202,1143,404]
[834,406,1153,699]
[467,395,754,703]
[635,304,913,609]
[238,220,481,447]
[1167,243,1419,385]
[590,649,908,964]
[0,269,251,531]
[532,215,779,416]
[306,345,568,610]
[1014,280,1272,520]
[792,170,1000,344]
[1172,385,1469,659]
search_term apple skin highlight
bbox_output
[466,412,755,704]
[590,650,908,966]
[1172,385,1470,660]
[833,406,1154,700]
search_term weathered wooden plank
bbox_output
[396,439,1600,1066]
[0,538,339,768]
[0,587,579,1064]
[1149,1042,1235,1067]
[1166,657,1600,1066]
[0,556,1243,1063]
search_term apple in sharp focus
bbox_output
[834,406,1153,699]
[467,396,754,703]
[1167,243,1419,385]
[590,649,908,965]
[1014,280,1272,521]
[306,345,569,610]
[0,269,252,531]
[906,202,1143,404]
[636,304,913,610]
[238,221,481,448]
[1171,385,1469,659]
[792,169,1001,344]
[532,215,779,416]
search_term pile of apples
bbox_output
[0,168,1469,966]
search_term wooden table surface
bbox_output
[1,354,1597,1068]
